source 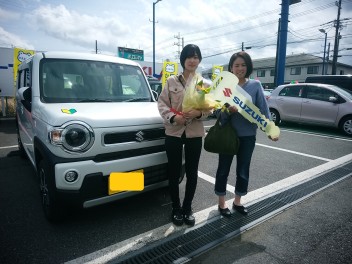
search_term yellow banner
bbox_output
[13,48,35,84]
[211,71,280,138]
[161,61,178,88]
[212,65,223,81]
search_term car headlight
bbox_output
[49,122,94,152]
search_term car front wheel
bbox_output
[38,160,64,221]
[270,109,281,126]
[340,116,352,137]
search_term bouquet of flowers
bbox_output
[182,73,221,112]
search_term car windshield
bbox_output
[40,59,152,103]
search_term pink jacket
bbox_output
[157,74,210,138]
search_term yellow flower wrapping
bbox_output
[182,74,220,112]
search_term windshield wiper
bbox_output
[124,97,150,102]
[79,99,113,102]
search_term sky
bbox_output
[0,0,351,70]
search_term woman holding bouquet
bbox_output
[215,51,279,217]
[157,44,210,226]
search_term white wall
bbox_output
[0,47,14,97]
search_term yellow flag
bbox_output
[161,61,178,88]
[212,65,223,81]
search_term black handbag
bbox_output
[204,118,239,155]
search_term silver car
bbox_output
[268,83,352,136]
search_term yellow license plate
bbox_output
[108,170,144,195]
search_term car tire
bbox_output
[17,130,27,159]
[339,116,352,137]
[270,109,281,126]
[38,160,64,222]
[16,119,27,159]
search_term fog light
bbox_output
[65,171,78,182]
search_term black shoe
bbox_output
[232,203,248,215]
[183,210,195,226]
[218,206,232,217]
[171,208,184,226]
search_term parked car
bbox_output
[148,79,162,97]
[16,51,184,221]
[268,83,352,136]
[263,89,272,100]
[305,75,352,93]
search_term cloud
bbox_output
[26,4,131,50]
[0,7,20,21]
[0,27,34,49]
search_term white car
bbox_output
[16,52,184,221]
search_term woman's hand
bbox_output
[183,110,201,119]
[268,136,279,142]
[228,106,238,114]
[174,114,187,125]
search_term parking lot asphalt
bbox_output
[1,117,351,264]
[188,175,352,264]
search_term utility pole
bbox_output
[276,0,301,86]
[174,32,182,59]
[332,0,342,75]
[325,43,331,75]
[274,18,281,87]
[95,40,98,54]
[152,0,162,77]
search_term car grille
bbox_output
[80,163,168,200]
[93,145,166,163]
[104,128,165,144]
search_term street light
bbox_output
[153,0,162,77]
[319,29,327,75]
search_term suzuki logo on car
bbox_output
[135,131,144,142]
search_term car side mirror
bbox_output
[17,87,32,111]
[329,96,338,103]
[151,90,158,101]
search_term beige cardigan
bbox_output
[157,74,210,138]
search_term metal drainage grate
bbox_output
[111,162,352,264]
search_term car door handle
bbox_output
[303,100,311,104]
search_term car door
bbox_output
[300,85,339,126]
[17,67,35,160]
[275,85,304,121]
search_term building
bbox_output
[202,54,352,89]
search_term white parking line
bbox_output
[198,171,235,193]
[256,143,332,161]
[65,153,352,264]
[0,145,18,150]
[280,128,352,142]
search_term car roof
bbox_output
[32,51,140,66]
[275,83,351,97]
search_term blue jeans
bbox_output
[214,136,256,197]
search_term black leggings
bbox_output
[165,133,202,212]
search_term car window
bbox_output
[278,86,303,97]
[306,86,336,102]
[40,59,151,102]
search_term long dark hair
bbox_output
[180,44,202,69]
[228,51,253,78]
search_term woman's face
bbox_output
[184,54,200,72]
[231,57,247,80]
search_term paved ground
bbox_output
[189,176,352,264]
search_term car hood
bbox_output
[34,102,163,128]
